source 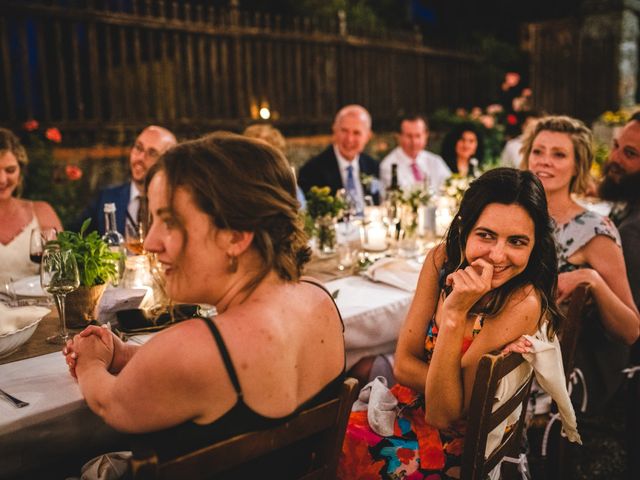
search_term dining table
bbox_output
[0,252,418,478]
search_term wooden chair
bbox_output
[129,377,359,480]
[461,352,534,480]
[558,283,591,378]
[541,283,591,479]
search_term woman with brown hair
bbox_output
[0,128,62,284]
[64,133,345,472]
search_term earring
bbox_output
[227,254,238,274]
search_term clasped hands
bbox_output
[62,325,115,378]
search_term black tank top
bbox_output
[132,279,345,463]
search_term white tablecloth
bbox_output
[0,275,413,477]
[325,276,413,369]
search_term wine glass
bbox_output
[40,247,80,345]
[29,228,57,264]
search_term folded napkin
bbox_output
[0,303,50,334]
[352,376,398,436]
[364,257,421,291]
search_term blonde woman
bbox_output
[521,115,640,412]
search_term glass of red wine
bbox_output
[29,228,58,264]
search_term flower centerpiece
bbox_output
[444,174,472,207]
[51,219,122,327]
[305,186,345,255]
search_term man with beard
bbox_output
[599,112,640,478]
[74,126,176,235]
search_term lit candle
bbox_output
[435,207,454,237]
[362,221,387,251]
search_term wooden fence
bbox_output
[524,16,622,123]
[0,0,496,142]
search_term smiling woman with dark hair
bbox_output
[339,168,563,479]
[64,132,345,475]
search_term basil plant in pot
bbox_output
[51,219,122,328]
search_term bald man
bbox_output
[74,125,177,234]
[298,105,380,210]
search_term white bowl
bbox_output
[0,307,49,359]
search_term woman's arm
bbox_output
[72,320,233,433]
[563,235,640,345]
[33,201,63,231]
[393,245,444,392]
[425,269,541,429]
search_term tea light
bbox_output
[435,206,454,237]
[361,221,387,251]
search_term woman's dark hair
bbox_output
[146,132,311,293]
[441,167,562,336]
[440,122,485,175]
[0,128,28,196]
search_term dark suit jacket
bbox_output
[298,146,380,204]
[72,182,130,235]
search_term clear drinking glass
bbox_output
[125,221,145,255]
[40,247,80,345]
[29,228,58,264]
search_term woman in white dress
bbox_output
[0,128,62,284]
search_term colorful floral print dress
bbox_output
[338,315,484,480]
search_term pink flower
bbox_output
[23,119,39,131]
[45,127,62,143]
[507,114,518,125]
[65,165,82,181]
[479,114,495,129]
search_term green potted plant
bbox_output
[51,219,122,327]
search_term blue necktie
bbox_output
[345,165,362,215]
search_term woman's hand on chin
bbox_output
[443,258,494,318]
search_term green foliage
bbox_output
[305,186,345,219]
[20,123,86,228]
[52,219,121,287]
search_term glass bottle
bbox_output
[102,202,126,286]
[384,164,402,241]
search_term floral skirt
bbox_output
[338,384,466,480]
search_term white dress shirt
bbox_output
[380,147,451,196]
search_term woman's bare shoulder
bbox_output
[32,200,63,230]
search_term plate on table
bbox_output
[11,276,47,298]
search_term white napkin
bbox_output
[0,303,50,334]
[364,257,421,291]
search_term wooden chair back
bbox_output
[558,283,591,377]
[461,352,534,480]
[129,377,359,480]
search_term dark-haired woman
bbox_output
[64,133,345,469]
[338,168,563,479]
[440,122,484,177]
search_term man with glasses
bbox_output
[74,125,176,234]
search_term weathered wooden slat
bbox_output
[70,20,83,120]
[132,26,145,120]
[185,32,196,118]
[86,17,101,121]
[146,29,158,121]
[35,18,51,122]
[160,29,174,121]
[104,23,116,119]
[53,20,69,121]
[172,30,184,119]
[19,20,32,120]
[0,17,15,121]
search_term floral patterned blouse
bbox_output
[553,210,621,273]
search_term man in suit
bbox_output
[75,125,176,234]
[298,105,380,212]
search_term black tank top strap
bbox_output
[300,277,345,332]
[200,316,243,397]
